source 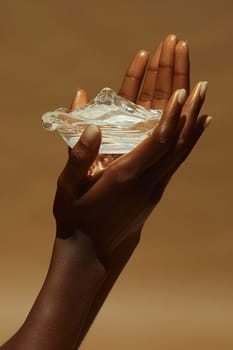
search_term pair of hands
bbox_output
[53,34,211,258]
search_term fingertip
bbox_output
[71,89,89,110]
[200,81,208,99]
[166,33,177,42]
[80,125,101,149]
[170,33,177,40]
[133,49,150,67]
[196,114,213,131]
[190,81,203,99]
[166,88,186,109]
[137,49,150,57]
[189,81,208,101]
[177,88,187,104]
[76,88,87,97]
[204,115,213,129]
[193,115,212,142]
[176,40,189,50]
[179,39,188,46]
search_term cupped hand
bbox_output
[71,34,191,175]
[118,33,189,109]
[53,80,211,258]
[71,34,190,112]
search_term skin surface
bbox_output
[67,35,210,346]
[0,34,211,350]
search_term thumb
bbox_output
[61,125,101,190]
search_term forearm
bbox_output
[1,232,106,350]
[78,232,140,345]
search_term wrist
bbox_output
[54,229,107,278]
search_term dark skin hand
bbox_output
[53,34,211,345]
[54,84,209,255]
[0,34,212,350]
[54,34,209,258]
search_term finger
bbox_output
[178,81,208,144]
[110,89,187,181]
[60,125,101,191]
[157,82,208,175]
[152,34,177,109]
[172,114,212,171]
[173,40,190,94]
[138,41,163,108]
[139,115,212,195]
[119,50,150,102]
[71,89,89,111]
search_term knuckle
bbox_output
[158,135,168,145]
[125,73,139,82]
[157,129,170,147]
[148,65,158,73]
[174,71,187,77]
[140,91,153,102]
[158,61,173,70]
[69,148,83,166]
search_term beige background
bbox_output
[0,0,232,349]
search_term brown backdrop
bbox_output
[0,1,232,349]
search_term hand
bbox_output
[53,81,211,258]
[52,35,210,344]
[71,34,189,112]
[118,33,189,109]
[54,34,192,255]
[71,34,190,175]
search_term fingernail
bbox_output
[138,49,149,57]
[169,33,177,41]
[177,89,187,104]
[81,125,99,146]
[204,116,213,129]
[179,40,188,48]
[200,81,208,98]
[76,88,84,98]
